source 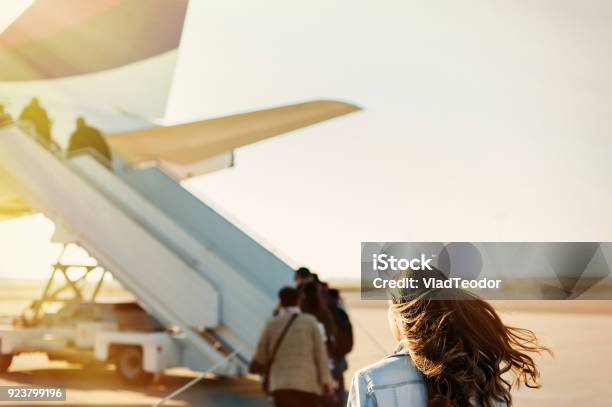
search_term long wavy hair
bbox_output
[389,268,550,407]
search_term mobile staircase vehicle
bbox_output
[0,121,297,383]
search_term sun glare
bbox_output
[0,214,92,280]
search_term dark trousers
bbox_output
[332,357,348,406]
[273,390,320,407]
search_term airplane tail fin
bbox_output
[0,0,190,118]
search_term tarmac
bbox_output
[1,293,611,406]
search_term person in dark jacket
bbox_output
[67,117,112,163]
[328,288,353,405]
[18,98,51,142]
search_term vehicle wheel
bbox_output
[0,354,13,373]
[114,346,153,385]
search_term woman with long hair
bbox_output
[348,267,550,407]
[299,281,337,353]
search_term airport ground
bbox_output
[1,284,611,406]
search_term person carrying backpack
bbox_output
[67,117,112,163]
[328,288,354,406]
[18,98,51,142]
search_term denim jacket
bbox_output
[348,350,427,407]
[347,350,507,407]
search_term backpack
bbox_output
[331,305,353,357]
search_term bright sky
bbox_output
[2,1,612,281]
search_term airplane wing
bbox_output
[106,100,360,179]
